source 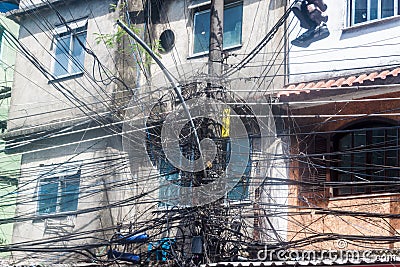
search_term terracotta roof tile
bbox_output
[376,70,390,79]
[325,79,336,87]
[343,76,357,86]
[304,82,315,89]
[279,67,400,97]
[366,72,378,81]
[390,68,400,76]
[314,81,325,88]
[296,83,306,90]
[332,78,346,87]
[286,84,296,90]
[353,74,368,84]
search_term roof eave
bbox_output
[5,0,80,22]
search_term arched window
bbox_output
[333,122,400,196]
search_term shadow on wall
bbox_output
[269,0,286,10]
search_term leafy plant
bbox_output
[95,2,162,70]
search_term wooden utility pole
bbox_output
[208,0,224,77]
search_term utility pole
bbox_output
[199,0,224,263]
[208,0,224,77]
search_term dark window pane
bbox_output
[223,4,243,48]
[354,186,367,193]
[372,129,385,144]
[54,36,70,77]
[339,134,352,151]
[382,0,394,18]
[193,10,210,54]
[353,131,366,148]
[338,154,351,169]
[193,3,243,54]
[370,0,378,20]
[38,178,58,214]
[338,173,352,195]
[70,32,86,74]
[228,138,251,200]
[159,159,180,206]
[334,123,399,196]
[354,0,368,24]
[353,131,366,182]
[60,173,80,212]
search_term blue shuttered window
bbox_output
[38,166,81,215]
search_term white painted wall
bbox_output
[150,0,288,93]
[288,0,400,83]
[8,0,119,131]
[8,1,135,263]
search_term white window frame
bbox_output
[191,1,243,56]
[52,19,88,79]
[37,164,81,215]
[350,0,399,26]
[188,0,211,9]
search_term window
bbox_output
[350,0,399,25]
[333,122,399,196]
[38,166,80,215]
[156,138,252,204]
[227,138,252,201]
[53,20,87,78]
[158,159,180,207]
[193,2,243,54]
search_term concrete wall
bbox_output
[288,0,400,82]
[8,0,120,131]
[149,0,288,93]
[0,14,20,259]
[7,0,136,263]
[7,0,292,262]
[11,130,135,264]
[0,14,19,136]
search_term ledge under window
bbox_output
[48,72,84,84]
[187,44,242,59]
[329,192,400,201]
[342,15,400,34]
[33,213,77,223]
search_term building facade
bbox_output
[4,0,293,264]
[282,0,400,252]
[5,0,136,264]
[1,0,288,264]
[124,0,291,263]
[0,0,19,260]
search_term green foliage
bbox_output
[94,26,131,48]
[94,2,163,69]
[109,3,117,12]
[94,23,162,69]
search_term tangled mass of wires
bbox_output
[0,0,400,266]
